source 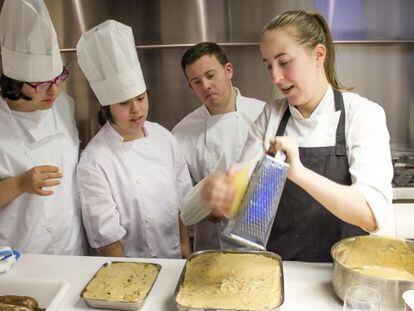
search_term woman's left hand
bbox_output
[268,136,304,182]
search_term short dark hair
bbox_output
[0,74,32,100]
[181,42,228,75]
[97,105,113,126]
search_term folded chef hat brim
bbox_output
[2,45,63,82]
[90,64,146,106]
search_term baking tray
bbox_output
[80,261,161,310]
[174,250,284,311]
[0,277,70,311]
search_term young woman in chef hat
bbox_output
[0,0,85,254]
[195,10,393,262]
[76,20,192,258]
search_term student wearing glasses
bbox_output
[0,0,85,255]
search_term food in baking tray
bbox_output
[176,252,283,310]
[82,262,160,302]
[0,295,42,310]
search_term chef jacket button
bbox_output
[25,149,31,156]
[47,225,54,233]
[135,178,140,184]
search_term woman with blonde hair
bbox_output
[199,11,393,262]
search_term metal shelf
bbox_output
[60,40,414,53]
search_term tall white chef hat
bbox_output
[76,20,146,106]
[0,0,63,82]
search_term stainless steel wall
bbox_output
[1,0,413,153]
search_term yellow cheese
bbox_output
[228,164,250,218]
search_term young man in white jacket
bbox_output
[172,42,265,251]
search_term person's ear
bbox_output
[184,69,194,90]
[314,44,326,66]
[224,62,234,79]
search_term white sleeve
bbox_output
[77,162,126,249]
[170,132,208,226]
[171,136,193,208]
[238,103,271,163]
[347,102,393,231]
[179,154,227,226]
[180,178,211,226]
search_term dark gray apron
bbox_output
[267,90,367,262]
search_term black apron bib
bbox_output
[267,90,367,262]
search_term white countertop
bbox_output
[2,253,343,310]
[393,187,414,201]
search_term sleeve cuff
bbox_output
[352,183,393,233]
[89,228,126,249]
[180,179,211,226]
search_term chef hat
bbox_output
[76,20,146,106]
[0,0,63,82]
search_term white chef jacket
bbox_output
[172,88,265,183]
[172,88,264,250]
[240,85,393,231]
[0,93,86,255]
[77,121,192,258]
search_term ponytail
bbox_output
[262,10,351,91]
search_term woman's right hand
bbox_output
[268,136,304,182]
[202,170,236,220]
[17,165,62,196]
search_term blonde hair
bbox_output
[262,10,350,91]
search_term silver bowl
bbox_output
[331,235,414,311]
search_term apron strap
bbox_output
[333,90,347,156]
[275,106,290,136]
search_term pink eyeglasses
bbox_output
[27,69,69,93]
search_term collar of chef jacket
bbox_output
[0,96,67,143]
[200,87,262,121]
[268,85,341,149]
[288,85,335,120]
[11,109,55,141]
[103,121,149,149]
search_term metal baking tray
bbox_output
[80,261,161,310]
[174,250,284,311]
